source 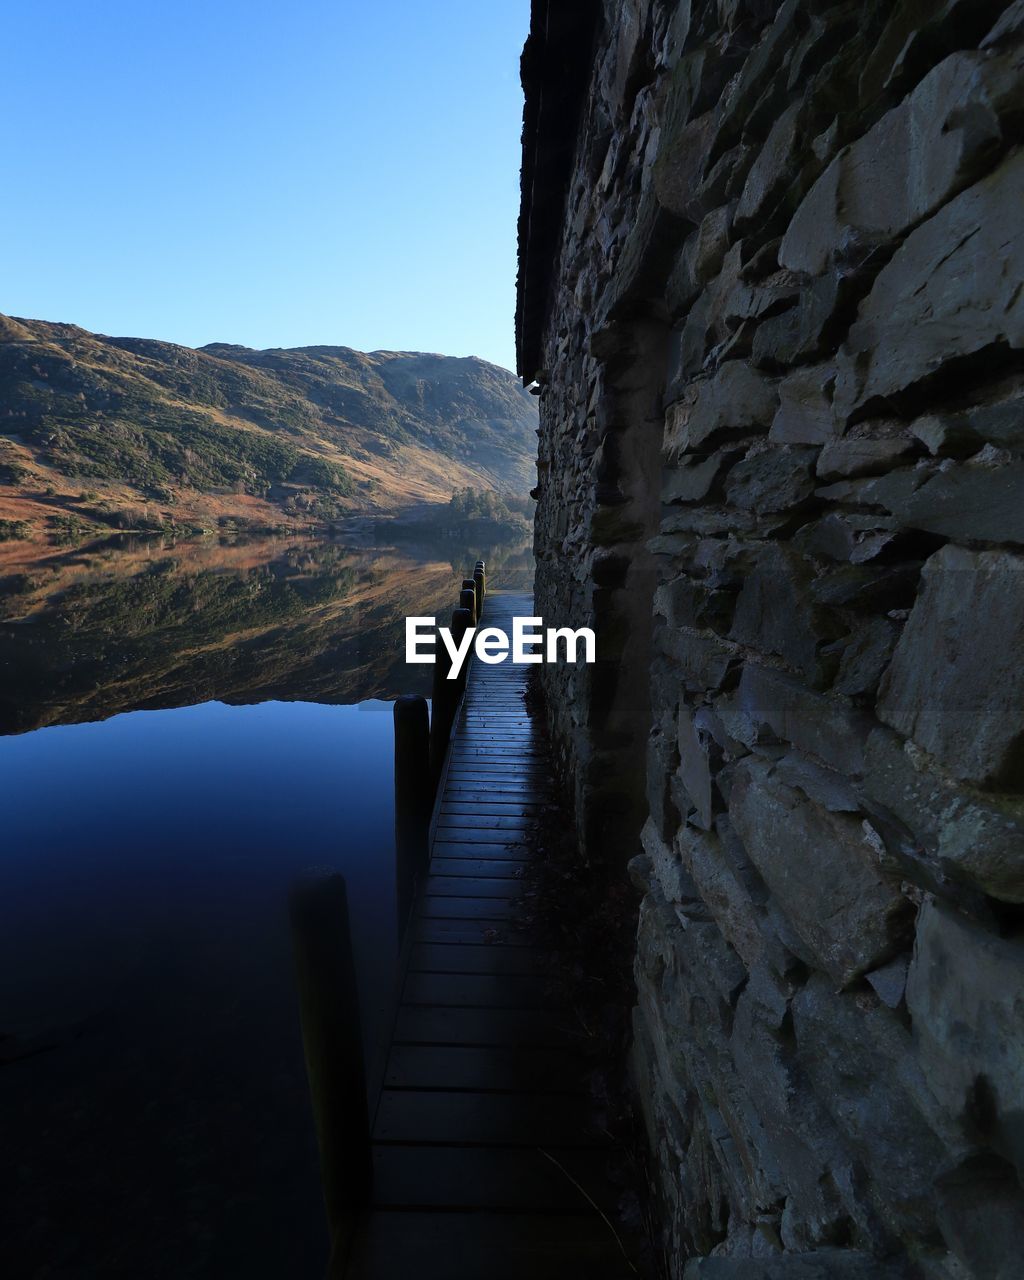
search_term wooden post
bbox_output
[288,869,370,1274]
[429,640,458,787]
[450,605,474,697]
[459,586,477,625]
[394,695,430,936]
[473,566,485,618]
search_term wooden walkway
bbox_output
[346,593,633,1279]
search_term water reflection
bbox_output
[0,532,532,1278]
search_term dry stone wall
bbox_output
[517,2,1024,1277]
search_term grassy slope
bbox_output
[0,314,537,539]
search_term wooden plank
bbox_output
[445,762,548,775]
[444,779,545,792]
[436,813,534,831]
[429,858,528,879]
[416,895,521,920]
[408,943,550,975]
[411,918,541,945]
[430,840,534,860]
[374,1090,602,1147]
[420,875,524,899]
[402,971,556,1009]
[346,1211,626,1280]
[457,730,538,740]
[371,1145,615,1212]
[393,1005,583,1049]
[458,717,535,725]
[440,800,544,815]
[431,829,532,846]
[384,1043,582,1092]
[459,725,532,732]
[444,771,547,786]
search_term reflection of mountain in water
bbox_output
[0,535,533,734]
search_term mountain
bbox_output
[0,314,537,541]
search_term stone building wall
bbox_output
[517,2,1024,1276]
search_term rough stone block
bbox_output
[861,727,1024,903]
[729,547,844,688]
[662,451,729,503]
[641,816,702,909]
[795,514,902,567]
[668,243,745,378]
[829,617,899,699]
[769,365,840,445]
[735,100,804,230]
[934,1152,1024,1280]
[791,974,954,1243]
[860,0,1009,106]
[909,378,1024,454]
[783,51,1015,276]
[893,458,1024,546]
[877,544,1024,790]
[654,109,717,220]
[655,575,734,633]
[729,970,873,1250]
[695,204,735,286]
[906,898,1024,1174]
[730,757,909,985]
[834,148,1024,420]
[666,361,778,456]
[659,627,739,691]
[752,270,856,369]
[815,434,915,479]
[674,701,711,827]
[725,663,872,776]
[724,446,818,514]
[677,823,766,971]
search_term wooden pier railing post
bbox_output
[473,565,485,618]
[429,650,458,788]
[450,605,474,698]
[288,870,370,1275]
[427,571,480,789]
[459,586,477,626]
[460,579,477,625]
[394,694,431,935]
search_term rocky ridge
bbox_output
[0,314,537,539]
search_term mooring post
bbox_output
[473,565,485,618]
[394,694,430,936]
[460,579,477,625]
[288,869,370,1275]
[450,605,474,698]
[428,594,461,787]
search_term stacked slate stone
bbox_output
[517,1,1024,1277]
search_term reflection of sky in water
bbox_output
[0,697,398,1278]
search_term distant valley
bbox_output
[0,314,537,543]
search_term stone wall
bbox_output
[517,2,1024,1277]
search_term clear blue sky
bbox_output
[1,0,530,372]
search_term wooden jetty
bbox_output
[348,590,632,1278]
[291,580,636,1278]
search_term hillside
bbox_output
[0,314,537,541]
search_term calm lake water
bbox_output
[0,532,532,1278]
